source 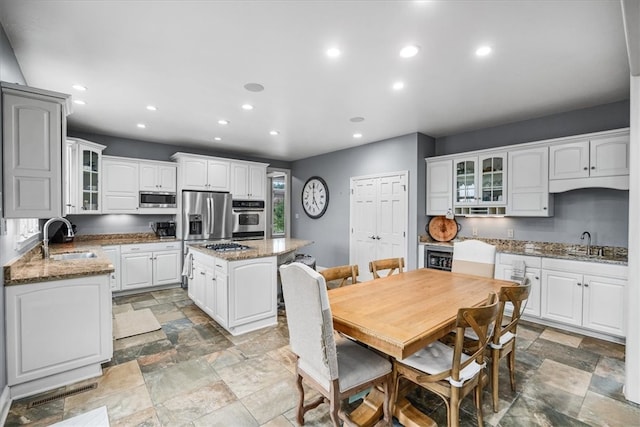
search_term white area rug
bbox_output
[51,405,109,426]
[113,308,161,339]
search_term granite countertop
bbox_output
[3,233,181,286]
[419,235,628,265]
[188,238,314,261]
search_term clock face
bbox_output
[302,176,329,218]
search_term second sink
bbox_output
[50,252,97,261]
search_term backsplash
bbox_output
[419,235,628,264]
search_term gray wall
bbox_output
[0,22,27,408]
[436,100,630,155]
[69,130,291,169]
[290,133,434,269]
[434,101,631,247]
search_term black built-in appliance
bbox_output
[139,191,177,208]
[232,199,265,240]
[425,244,453,271]
[153,221,176,238]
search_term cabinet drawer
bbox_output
[121,241,182,253]
[542,258,627,279]
[497,253,541,269]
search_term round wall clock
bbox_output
[302,176,329,218]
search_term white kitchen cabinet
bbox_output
[494,253,542,318]
[350,172,408,280]
[5,275,112,398]
[2,83,71,218]
[173,154,231,191]
[549,132,629,192]
[139,160,177,192]
[541,258,626,337]
[231,162,267,200]
[453,153,506,206]
[120,241,181,291]
[187,250,277,335]
[64,138,105,215]
[228,257,277,329]
[102,245,121,291]
[506,147,553,217]
[425,158,453,216]
[102,157,139,214]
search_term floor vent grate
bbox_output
[27,383,97,408]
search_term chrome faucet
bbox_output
[580,231,592,256]
[42,217,74,258]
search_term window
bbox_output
[14,218,40,250]
[272,176,286,237]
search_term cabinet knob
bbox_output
[584,283,589,287]
[591,166,596,170]
[577,282,582,286]
[543,207,547,210]
[583,167,588,170]
[535,276,539,280]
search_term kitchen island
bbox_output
[185,238,312,336]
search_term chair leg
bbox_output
[296,374,305,425]
[381,377,391,425]
[475,384,484,427]
[329,395,340,427]
[492,350,500,413]
[449,387,460,427]
[508,348,517,391]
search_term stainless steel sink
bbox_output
[50,251,97,261]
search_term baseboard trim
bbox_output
[0,385,11,426]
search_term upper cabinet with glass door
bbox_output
[453,152,507,207]
[452,152,507,215]
[65,138,106,215]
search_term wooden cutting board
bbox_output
[428,216,459,242]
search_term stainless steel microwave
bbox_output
[139,192,177,208]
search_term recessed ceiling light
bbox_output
[72,84,87,91]
[242,104,254,111]
[137,123,146,129]
[392,81,405,90]
[269,130,279,136]
[476,45,492,57]
[399,45,420,58]
[326,47,341,58]
[218,119,229,125]
[214,137,222,141]
[73,99,86,105]
[353,133,363,139]
[350,116,365,123]
[244,82,265,92]
[146,105,157,111]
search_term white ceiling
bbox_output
[0,1,630,161]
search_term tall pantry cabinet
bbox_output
[2,82,71,218]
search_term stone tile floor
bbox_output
[6,287,640,426]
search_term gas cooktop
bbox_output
[205,242,251,252]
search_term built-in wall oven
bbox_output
[232,200,266,240]
[424,244,453,271]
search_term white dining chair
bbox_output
[279,262,392,427]
[451,240,496,278]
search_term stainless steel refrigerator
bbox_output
[182,190,233,241]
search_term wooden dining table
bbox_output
[328,267,515,426]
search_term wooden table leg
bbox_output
[348,388,385,427]
[393,397,437,427]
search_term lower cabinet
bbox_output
[120,241,182,291]
[494,253,542,318]
[5,275,112,398]
[188,250,277,335]
[541,258,626,338]
[102,245,121,291]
